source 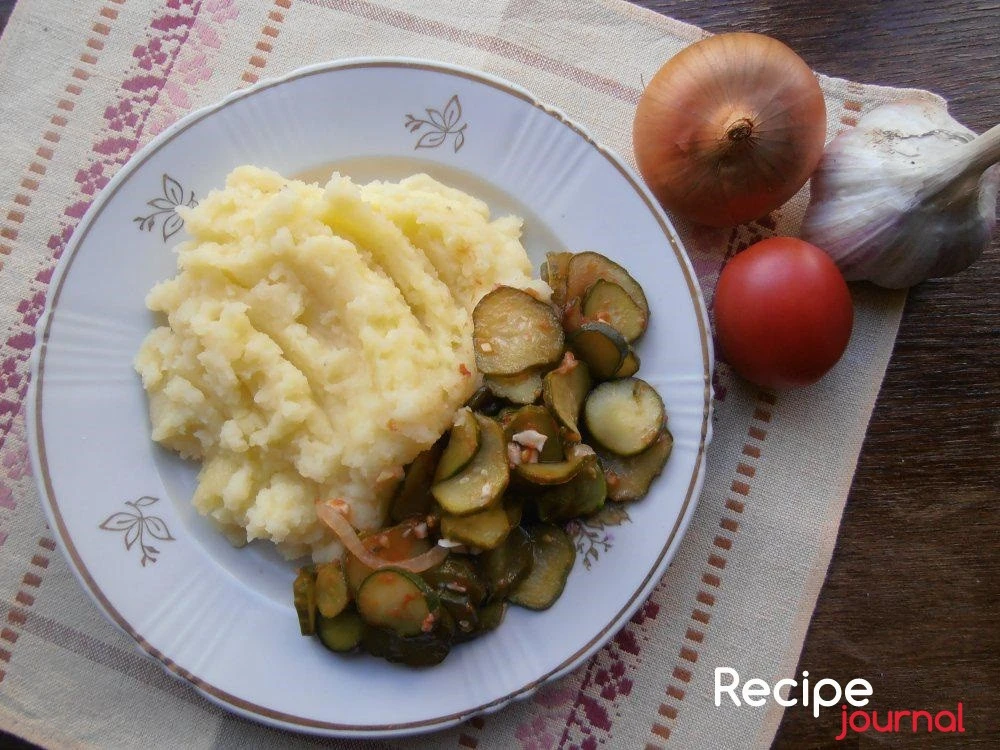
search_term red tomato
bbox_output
[714,237,853,389]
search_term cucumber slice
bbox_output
[421,555,487,605]
[597,428,674,502]
[437,589,480,639]
[432,414,509,516]
[509,524,576,611]
[390,443,442,522]
[584,378,665,456]
[473,286,565,376]
[568,322,629,381]
[614,347,640,378]
[356,567,439,637]
[293,566,317,636]
[440,497,522,550]
[542,353,591,441]
[514,450,589,485]
[561,296,586,334]
[503,405,563,463]
[464,385,502,415]
[344,552,369,598]
[476,600,507,633]
[344,518,432,594]
[486,368,545,405]
[315,560,350,618]
[434,407,480,482]
[565,251,649,317]
[582,279,648,342]
[534,452,607,523]
[480,525,533,601]
[495,406,519,431]
[542,251,573,307]
[316,608,364,652]
[360,626,451,667]
[438,605,460,642]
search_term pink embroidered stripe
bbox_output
[0,0,206,680]
[0,0,204,464]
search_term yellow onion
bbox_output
[633,32,827,227]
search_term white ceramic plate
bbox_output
[28,59,712,737]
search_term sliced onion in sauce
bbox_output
[316,500,448,573]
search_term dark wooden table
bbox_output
[1,1,996,748]
[635,1,999,748]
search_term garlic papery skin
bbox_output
[800,99,1000,289]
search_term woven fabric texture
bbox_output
[0,0,937,747]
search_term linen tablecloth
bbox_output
[0,0,943,747]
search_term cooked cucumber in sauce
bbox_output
[389,443,441,523]
[502,405,563,463]
[508,524,577,610]
[582,279,648,342]
[316,609,365,652]
[568,322,630,380]
[295,250,672,666]
[473,286,564,375]
[614,347,641,378]
[440,497,522,550]
[480,525,533,600]
[433,407,479,482]
[293,567,318,636]
[432,414,509,516]
[486,368,545,405]
[584,378,665,456]
[564,251,649,318]
[533,451,607,523]
[356,567,440,637]
[542,352,591,441]
[315,560,350,619]
[597,428,674,502]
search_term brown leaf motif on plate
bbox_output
[566,503,632,570]
[404,94,467,152]
[99,495,175,567]
[134,173,197,241]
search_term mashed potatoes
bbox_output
[135,166,546,560]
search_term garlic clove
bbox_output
[801,99,999,289]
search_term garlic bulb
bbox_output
[801,99,1000,288]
